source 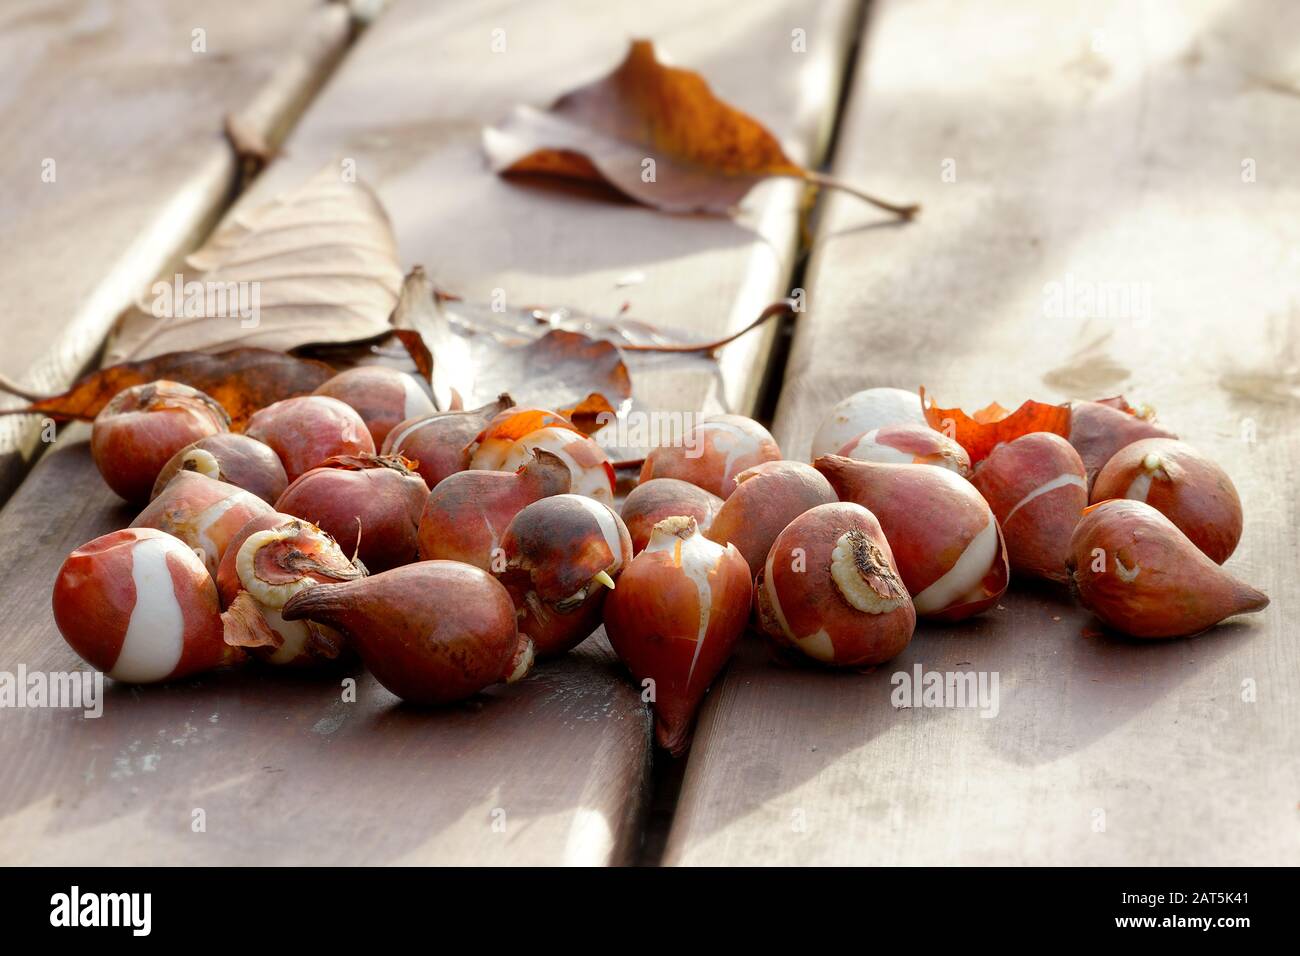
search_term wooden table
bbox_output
[1,0,1293,865]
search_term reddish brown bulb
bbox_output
[620,478,722,554]
[639,414,780,499]
[151,432,288,504]
[705,460,837,575]
[418,449,570,570]
[282,562,532,704]
[91,380,230,502]
[603,516,752,755]
[496,494,632,657]
[755,502,915,667]
[130,471,273,576]
[244,395,374,483]
[383,395,514,491]
[313,366,436,447]
[275,454,428,572]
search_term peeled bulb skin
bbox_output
[969,432,1087,583]
[815,455,1009,621]
[705,460,837,575]
[275,454,429,573]
[313,366,435,447]
[130,471,273,577]
[216,512,366,666]
[838,423,970,477]
[418,449,570,570]
[1091,438,1242,564]
[638,414,780,499]
[603,516,751,755]
[281,561,530,705]
[52,528,243,682]
[1068,499,1267,638]
[497,494,633,657]
[383,395,514,491]
[755,502,915,667]
[245,395,375,483]
[621,478,722,554]
[469,407,616,505]
[810,387,926,460]
[1069,400,1177,493]
[91,380,231,503]
[151,433,288,505]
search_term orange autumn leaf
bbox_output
[920,387,1071,464]
[483,40,916,217]
[8,349,334,430]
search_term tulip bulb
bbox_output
[705,460,837,575]
[313,366,436,447]
[468,406,615,504]
[815,455,1009,620]
[418,449,571,570]
[1068,400,1177,492]
[755,502,915,666]
[639,414,780,499]
[275,454,428,572]
[383,395,514,491]
[52,528,245,682]
[620,478,722,554]
[244,395,375,483]
[282,561,531,705]
[837,422,970,476]
[1090,438,1242,564]
[216,512,366,665]
[496,494,632,657]
[91,380,231,503]
[603,516,751,754]
[969,432,1087,583]
[1068,499,1267,638]
[130,471,273,576]
[810,387,927,460]
[151,433,288,504]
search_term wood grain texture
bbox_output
[666,0,1300,865]
[0,0,857,865]
[0,0,351,500]
[236,0,858,420]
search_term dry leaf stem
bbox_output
[801,171,919,219]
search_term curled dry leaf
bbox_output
[484,40,917,218]
[3,349,334,429]
[388,266,471,411]
[920,387,1071,464]
[108,166,403,363]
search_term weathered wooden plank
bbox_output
[0,0,352,500]
[666,0,1300,865]
[239,0,858,418]
[0,0,858,864]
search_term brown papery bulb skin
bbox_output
[275,454,428,572]
[1068,400,1177,493]
[837,422,971,477]
[468,406,616,504]
[130,471,273,577]
[815,455,1008,621]
[152,432,288,505]
[755,502,915,667]
[638,414,780,499]
[383,395,514,491]
[1091,438,1242,564]
[497,494,633,657]
[244,395,375,483]
[313,366,436,447]
[706,460,837,576]
[52,528,244,682]
[91,380,230,503]
[603,516,751,755]
[621,478,722,554]
[1068,499,1267,638]
[216,512,366,666]
[282,561,531,705]
[969,432,1087,583]
[418,449,570,570]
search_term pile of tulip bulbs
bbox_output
[52,377,1267,754]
